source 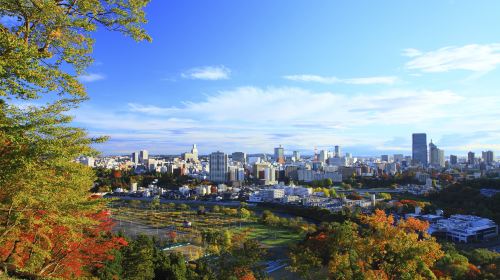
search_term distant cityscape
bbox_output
[80,133,497,186]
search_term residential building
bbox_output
[292,150,301,161]
[209,151,228,183]
[482,150,494,165]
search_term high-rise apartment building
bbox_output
[412,133,428,166]
[209,151,228,183]
[292,151,301,161]
[482,150,494,165]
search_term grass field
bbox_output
[109,200,304,248]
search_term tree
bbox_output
[0,1,150,277]
[122,235,155,280]
[150,196,161,210]
[96,249,124,280]
[324,178,333,187]
[239,208,251,219]
[290,210,445,280]
[379,192,392,200]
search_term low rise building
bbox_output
[429,215,498,243]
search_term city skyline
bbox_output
[19,1,499,155]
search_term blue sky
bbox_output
[69,0,500,156]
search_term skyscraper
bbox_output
[429,141,445,168]
[139,150,148,164]
[334,145,341,158]
[274,145,285,164]
[482,150,494,165]
[319,150,328,162]
[209,151,228,183]
[468,151,475,165]
[292,151,301,161]
[450,155,458,165]
[412,133,428,166]
[131,152,139,164]
[381,155,389,162]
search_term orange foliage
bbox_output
[399,217,430,232]
[234,267,256,280]
[0,210,127,278]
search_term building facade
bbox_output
[209,151,228,183]
[412,133,428,166]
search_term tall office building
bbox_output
[412,133,428,166]
[139,150,149,164]
[429,141,445,168]
[274,145,285,164]
[334,145,341,158]
[319,150,328,162]
[292,151,301,161]
[482,150,494,165]
[131,152,139,164]
[450,155,458,165]
[381,155,389,162]
[231,152,247,164]
[209,151,228,183]
[468,151,475,165]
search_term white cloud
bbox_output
[283,75,397,85]
[71,86,500,155]
[402,48,422,58]
[77,73,106,82]
[181,65,231,80]
[404,44,500,72]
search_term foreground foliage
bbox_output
[0,0,150,277]
[289,210,444,279]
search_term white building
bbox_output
[429,215,498,243]
[260,189,285,201]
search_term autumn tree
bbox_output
[0,0,150,277]
[290,210,445,280]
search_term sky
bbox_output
[67,0,500,156]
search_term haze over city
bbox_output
[57,1,500,155]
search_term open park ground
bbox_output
[109,200,303,247]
